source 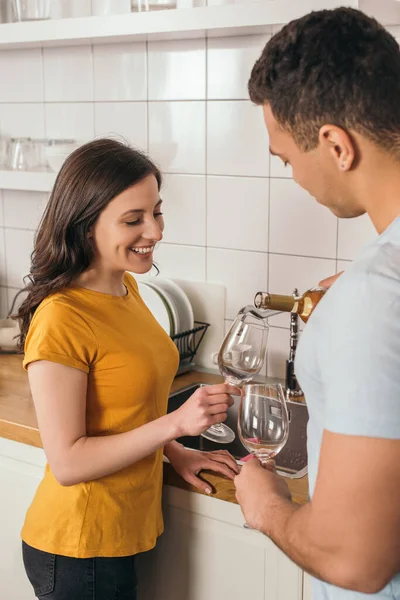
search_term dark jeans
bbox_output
[22,541,137,599]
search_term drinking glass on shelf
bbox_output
[201,310,269,444]
[12,0,51,21]
[5,138,38,171]
[131,0,177,11]
[238,383,289,465]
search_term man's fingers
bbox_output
[318,271,344,288]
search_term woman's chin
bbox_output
[124,260,154,276]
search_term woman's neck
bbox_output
[74,268,127,297]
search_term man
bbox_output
[234,8,400,599]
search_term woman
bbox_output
[17,138,239,599]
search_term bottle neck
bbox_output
[259,293,297,313]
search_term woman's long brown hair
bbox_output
[14,138,162,350]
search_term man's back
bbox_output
[296,216,400,599]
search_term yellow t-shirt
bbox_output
[21,273,179,558]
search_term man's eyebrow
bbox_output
[121,199,163,217]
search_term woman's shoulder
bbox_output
[33,290,91,326]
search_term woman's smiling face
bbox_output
[90,174,164,275]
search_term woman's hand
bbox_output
[172,383,240,438]
[165,443,239,494]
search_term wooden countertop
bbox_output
[0,355,308,505]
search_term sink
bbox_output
[168,383,308,479]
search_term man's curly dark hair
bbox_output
[249,8,400,156]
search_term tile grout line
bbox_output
[146,40,150,153]
[91,42,95,137]
[0,99,251,105]
[335,216,339,273]
[204,36,208,282]
[41,46,47,139]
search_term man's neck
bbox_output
[356,152,400,234]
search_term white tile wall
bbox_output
[94,102,148,151]
[149,101,206,173]
[207,101,269,176]
[207,35,268,100]
[161,174,206,246]
[269,178,338,258]
[207,247,268,319]
[45,103,94,141]
[0,35,379,378]
[207,175,268,252]
[268,253,336,330]
[0,49,43,103]
[5,229,35,289]
[3,191,47,232]
[0,104,45,139]
[44,46,93,102]
[93,43,147,101]
[148,40,206,101]
[155,243,206,281]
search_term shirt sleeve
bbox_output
[319,267,400,440]
[23,300,98,373]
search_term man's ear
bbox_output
[319,124,356,172]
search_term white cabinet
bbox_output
[0,439,307,600]
[137,486,303,600]
[0,438,45,600]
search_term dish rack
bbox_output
[171,321,210,374]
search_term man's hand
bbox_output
[234,457,292,534]
[319,271,344,288]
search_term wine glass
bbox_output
[201,310,269,444]
[238,383,289,465]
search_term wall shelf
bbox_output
[0,0,399,49]
[0,171,55,192]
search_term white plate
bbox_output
[145,281,180,337]
[138,282,173,335]
[150,278,194,334]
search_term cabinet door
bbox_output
[137,504,266,600]
[0,445,44,600]
[137,500,303,600]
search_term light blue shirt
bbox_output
[295,215,400,600]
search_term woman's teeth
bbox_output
[131,246,153,255]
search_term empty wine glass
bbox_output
[238,383,289,465]
[201,310,269,444]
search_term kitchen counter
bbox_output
[0,354,309,505]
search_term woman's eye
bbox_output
[125,212,163,226]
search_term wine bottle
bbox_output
[254,286,327,324]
